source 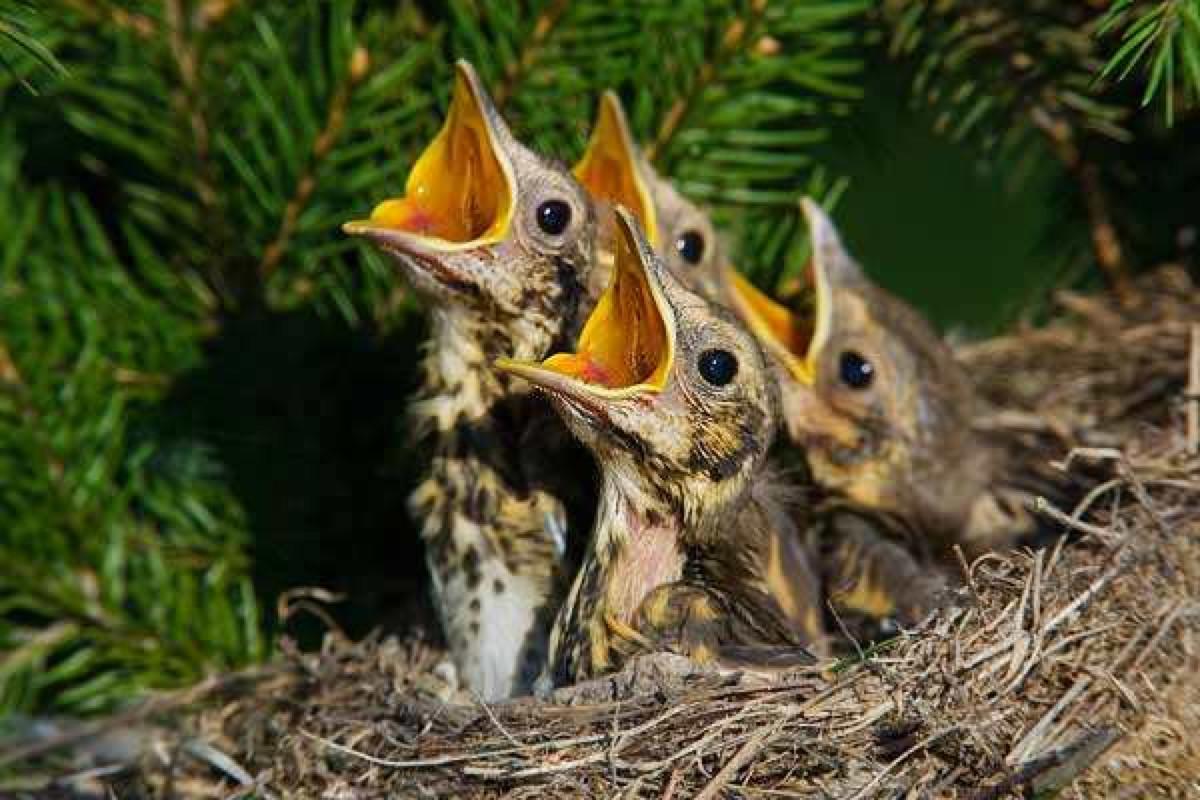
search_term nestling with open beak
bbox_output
[498,209,823,686]
[343,61,597,700]
[573,92,728,302]
[727,199,1076,596]
[574,102,941,631]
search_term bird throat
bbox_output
[597,483,686,627]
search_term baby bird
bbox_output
[573,92,727,301]
[499,209,821,685]
[574,108,937,631]
[344,61,597,699]
[573,110,939,630]
[727,198,1072,569]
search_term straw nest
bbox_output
[11,267,1200,798]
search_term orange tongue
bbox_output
[369,196,442,236]
[539,224,667,391]
[540,353,614,387]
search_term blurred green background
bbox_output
[820,63,1068,334]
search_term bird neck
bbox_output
[594,475,686,626]
[410,309,518,434]
[548,471,685,679]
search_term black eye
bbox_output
[536,200,571,235]
[839,351,874,389]
[675,230,705,264]
[698,349,738,386]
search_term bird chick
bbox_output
[344,61,597,699]
[574,112,941,632]
[573,92,728,301]
[499,209,822,686]
[727,198,1068,569]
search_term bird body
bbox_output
[499,209,821,686]
[572,104,940,635]
[345,61,597,699]
[725,199,1078,600]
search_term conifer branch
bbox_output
[61,0,156,38]
[260,45,371,280]
[165,0,217,227]
[1030,109,1135,304]
[0,340,22,386]
[646,0,768,164]
[493,0,569,109]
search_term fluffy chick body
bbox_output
[502,210,823,686]
[347,62,597,699]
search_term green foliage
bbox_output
[1098,0,1200,125]
[881,1,1129,153]
[0,1,66,92]
[0,126,262,715]
[878,0,1200,287]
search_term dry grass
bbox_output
[9,267,1200,798]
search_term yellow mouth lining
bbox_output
[345,63,515,248]
[573,92,659,247]
[498,213,674,397]
[725,265,817,384]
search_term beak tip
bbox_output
[343,219,379,237]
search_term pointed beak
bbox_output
[573,91,659,247]
[343,60,516,253]
[722,198,839,387]
[724,265,817,385]
[497,207,675,403]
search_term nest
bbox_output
[10,268,1200,798]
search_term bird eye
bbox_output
[698,349,738,386]
[839,351,874,389]
[536,200,571,235]
[675,230,705,265]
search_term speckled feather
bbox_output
[779,203,1081,562]
[537,214,824,686]
[353,65,599,699]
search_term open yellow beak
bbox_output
[724,266,817,385]
[573,91,659,247]
[497,208,674,399]
[343,60,516,251]
[724,199,842,386]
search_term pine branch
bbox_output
[1030,108,1134,304]
[164,0,224,285]
[880,0,1138,298]
[646,1,769,163]
[0,173,263,714]
[493,0,569,109]
[1098,0,1200,125]
[0,1,67,92]
[260,45,371,280]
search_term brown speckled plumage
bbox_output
[346,62,597,699]
[787,201,1075,557]
[502,210,822,687]
[728,200,1082,627]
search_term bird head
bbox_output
[498,207,778,535]
[725,198,978,521]
[574,92,728,302]
[345,61,595,354]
